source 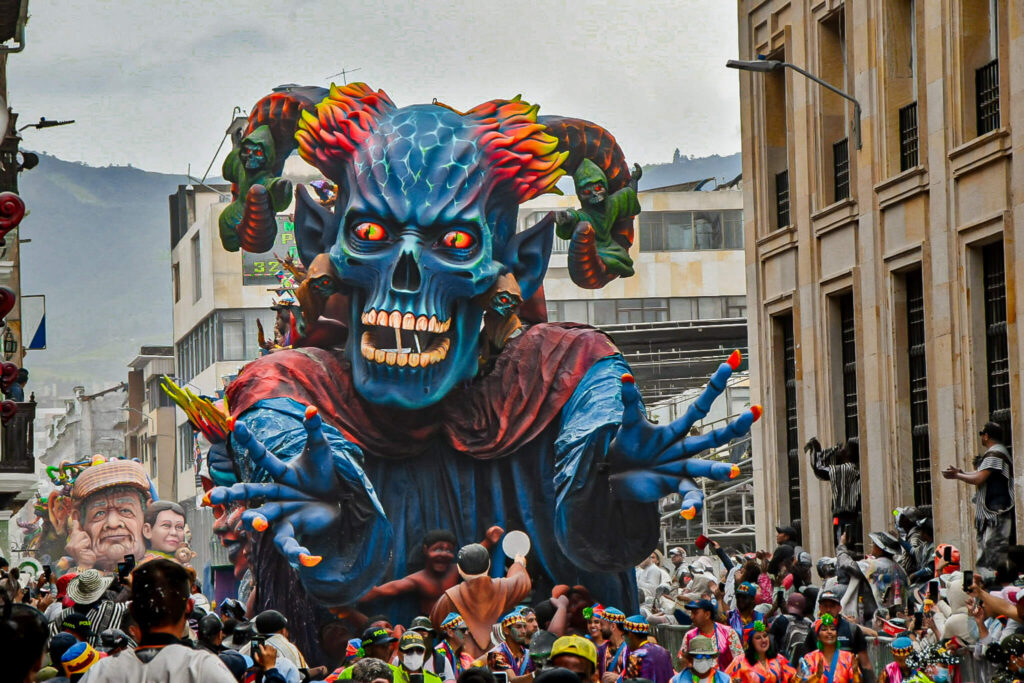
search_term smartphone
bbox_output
[944,546,953,562]
[493,672,509,683]
[410,674,424,683]
[116,561,128,579]
[123,554,136,572]
[914,612,923,630]
[42,565,51,579]
[963,570,974,590]
[928,580,939,602]
[774,588,786,605]
[251,634,267,650]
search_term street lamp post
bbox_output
[727,58,862,150]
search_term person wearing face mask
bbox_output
[903,643,960,683]
[993,632,1024,683]
[395,632,443,683]
[670,636,729,683]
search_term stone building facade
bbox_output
[736,0,1020,562]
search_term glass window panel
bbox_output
[664,212,692,251]
[698,297,724,319]
[669,298,695,320]
[562,300,589,323]
[591,300,617,325]
[723,210,744,249]
[546,302,561,322]
[221,318,245,361]
[639,213,662,251]
[693,211,723,250]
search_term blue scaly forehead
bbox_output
[348,104,494,230]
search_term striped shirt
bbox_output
[810,444,861,514]
[975,444,1014,527]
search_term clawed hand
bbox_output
[608,351,761,519]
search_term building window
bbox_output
[780,314,801,526]
[191,234,202,302]
[178,422,195,473]
[838,293,859,440]
[976,59,1000,135]
[546,295,745,326]
[898,102,919,171]
[983,241,1012,445]
[639,210,743,252]
[146,377,175,409]
[172,263,181,303]
[220,316,246,361]
[775,171,790,228]
[833,138,850,201]
[905,269,932,506]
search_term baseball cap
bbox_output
[668,547,685,557]
[550,635,597,667]
[362,625,398,646]
[409,616,434,634]
[399,631,426,652]
[776,524,799,540]
[687,635,717,656]
[255,609,288,635]
[61,612,93,640]
[220,650,255,678]
[736,582,758,597]
[685,599,716,612]
[785,593,807,617]
[819,587,845,604]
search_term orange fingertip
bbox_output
[750,405,763,422]
[680,507,696,520]
[252,516,269,532]
[299,553,322,567]
[729,465,741,480]
[305,405,319,419]
[226,416,236,432]
[201,492,212,507]
[727,349,742,370]
[621,373,635,384]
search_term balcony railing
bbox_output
[775,169,790,228]
[976,59,1000,136]
[833,138,850,201]
[0,401,35,474]
[898,102,919,171]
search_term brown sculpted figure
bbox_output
[429,543,532,659]
[360,527,504,617]
[65,460,151,571]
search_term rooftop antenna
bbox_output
[325,67,362,84]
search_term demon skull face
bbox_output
[296,86,565,409]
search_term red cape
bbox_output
[227,323,619,459]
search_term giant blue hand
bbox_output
[206,405,392,605]
[608,351,761,520]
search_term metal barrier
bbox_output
[651,624,998,681]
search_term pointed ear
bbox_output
[294,184,342,266]
[501,212,553,302]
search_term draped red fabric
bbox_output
[227,323,619,460]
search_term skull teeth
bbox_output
[359,327,451,367]
[361,309,450,332]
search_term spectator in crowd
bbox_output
[3,602,49,683]
[197,613,226,655]
[802,587,872,680]
[621,615,673,683]
[725,582,766,641]
[798,614,860,683]
[599,608,629,683]
[436,613,473,681]
[682,599,742,673]
[352,658,396,683]
[807,437,862,549]
[667,548,687,585]
[837,530,909,623]
[396,631,443,683]
[670,635,729,683]
[770,592,812,663]
[78,558,237,682]
[5,367,28,401]
[549,635,599,682]
[943,421,1015,573]
[725,621,796,682]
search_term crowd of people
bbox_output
[2,520,1024,683]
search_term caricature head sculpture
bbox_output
[295,84,564,409]
[143,500,187,555]
[70,460,150,571]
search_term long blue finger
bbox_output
[208,482,313,506]
[619,374,645,428]
[677,478,704,519]
[242,502,306,532]
[234,421,291,480]
[609,470,673,502]
[302,406,335,481]
[664,353,740,442]
[273,521,307,563]
[664,409,755,461]
[683,459,738,480]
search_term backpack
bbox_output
[782,615,812,663]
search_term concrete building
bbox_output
[124,346,176,501]
[736,0,1020,561]
[39,384,127,468]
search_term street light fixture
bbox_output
[727,58,862,149]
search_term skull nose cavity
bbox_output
[391,251,421,293]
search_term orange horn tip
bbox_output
[226,416,236,431]
[305,405,319,419]
[621,373,635,384]
[680,506,696,520]
[750,405,763,422]
[729,465,741,479]
[299,553,322,567]
[727,349,742,370]
[201,492,212,507]
[251,516,269,532]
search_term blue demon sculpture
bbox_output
[202,83,759,644]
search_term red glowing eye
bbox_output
[440,230,475,249]
[354,222,387,241]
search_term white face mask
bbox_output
[692,659,714,675]
[403,652,425,671]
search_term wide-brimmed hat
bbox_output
[66,569,113,605]
[868,531,903,557]
[71,459,149,501]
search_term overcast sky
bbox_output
[8,0,741,175]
